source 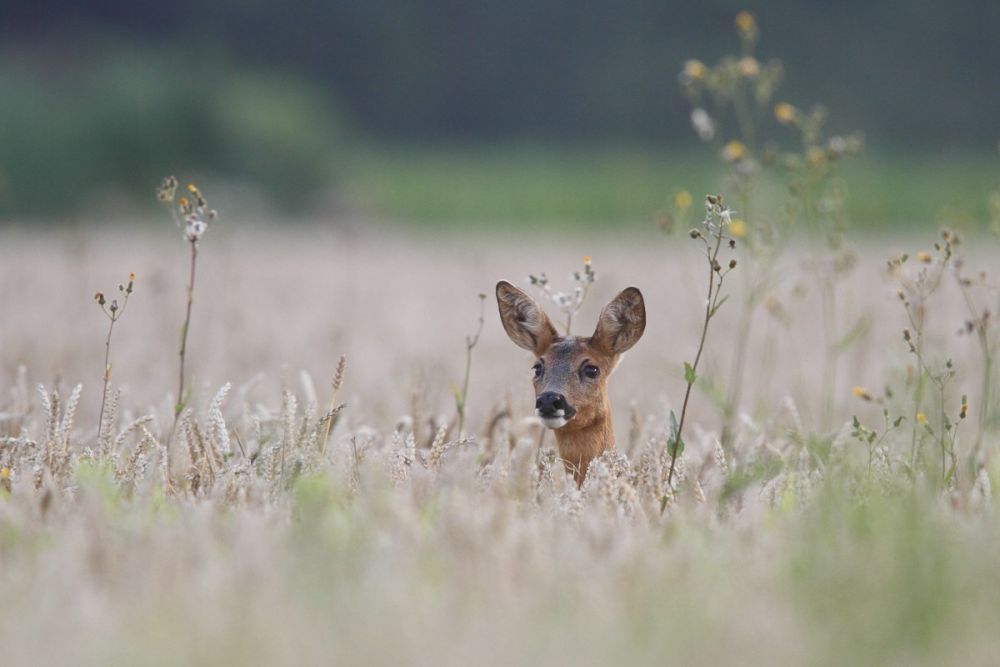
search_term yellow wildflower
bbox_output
[729,218,747,237]
[683,59,707,81]
[735,11,757,36]
[738,57,760,77]
[916,251,932,263]
[721,140,747,162]
[583,255,592,266]
[774,102,797,124]
[852,386,868,399]
[673,190,693,212]
[806,147,826,167]
[0,467,8,480]
[187,183,198,193]
[916,412,927,425]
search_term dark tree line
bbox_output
[2,0,998,146]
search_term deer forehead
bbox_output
[540,337,613,369]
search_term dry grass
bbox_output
[1,226,999,666]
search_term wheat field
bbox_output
[1,225,999,666]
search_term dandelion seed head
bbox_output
[156,175,178,202]
[828,136,848,156]
[690,108,716,141]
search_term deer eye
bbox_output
[532,362,544,379]
[582,364,600,380]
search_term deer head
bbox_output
[496,280,645,482]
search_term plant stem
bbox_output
[955,279,992,463]
[178,241,197,412]
[457,343,474,435]
[909,349,926,471]
[667,230,726,487]
[169,240,198,444]
[456,296,486,436]
[96,317,116,441]
[95,290,130,442]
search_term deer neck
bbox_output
[553,410,614,485]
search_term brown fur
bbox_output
[496,281,645,485]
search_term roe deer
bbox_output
[496,281,646,485]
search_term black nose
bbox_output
[536,392,567,416]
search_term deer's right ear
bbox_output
[496,281,557,354]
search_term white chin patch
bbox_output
[537,411,569,429]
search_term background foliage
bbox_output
[0,1,996,222]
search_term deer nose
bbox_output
[536,392,568,417]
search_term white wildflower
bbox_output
[185,216,207,242]
[690,108,716,141]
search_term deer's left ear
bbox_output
[592,287,646,354]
